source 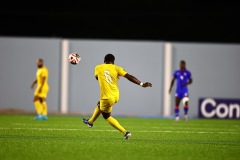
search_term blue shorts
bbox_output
[175,91,189,99]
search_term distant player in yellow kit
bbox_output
[83,53,152,139]
[31,58,49,120]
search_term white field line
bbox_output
[11,123,240,131]
[10,122,240,128]
[151,127,239,131]
[0,127,239,135]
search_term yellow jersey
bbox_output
[95,64,127,100]
[34,66,49,98]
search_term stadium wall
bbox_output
[0,37,240,118]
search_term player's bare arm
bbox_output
[31,79,37,89]
[169,77,175,93]
[124,73,152,87]
[182,77,193,86]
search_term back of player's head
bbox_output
[104,53,115,63]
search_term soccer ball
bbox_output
[68,52,81,65]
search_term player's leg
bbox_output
[101,111,127,133]
[182,95,189,122]
[33,96,43,120]
[174,95,181,122]
[100,98,131,139]
[83,101,101,127]
[38,87,49,120]
[102,112,131,139]
[40,97,48,120]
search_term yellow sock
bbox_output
[88,106,101,124]
[42,101,48,116]
[34,100,42,115]
[107,116,127,134]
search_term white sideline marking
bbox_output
[11,123,239,131]
[0,127,239,135]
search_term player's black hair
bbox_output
[180,60,186,65]
[38,58,44,63]
[104,53,115,63]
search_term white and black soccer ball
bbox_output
[68,52,81,65]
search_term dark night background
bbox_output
[0,1,239,43]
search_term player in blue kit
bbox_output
[169,60,193,122]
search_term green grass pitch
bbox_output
[0,115,239,160]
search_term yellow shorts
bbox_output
[100,97,118,113]
[34,87,49,98]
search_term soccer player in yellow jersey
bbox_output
[83,53,152,139]
[31,58,49,120]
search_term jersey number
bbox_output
[104,70,112,83]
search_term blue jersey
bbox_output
[174,70,192,93]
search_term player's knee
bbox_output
[182,97,189,105]
[102,112,110,119]
[97,101,100,108]
[39,98,46,103]
[33,96,39,102]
